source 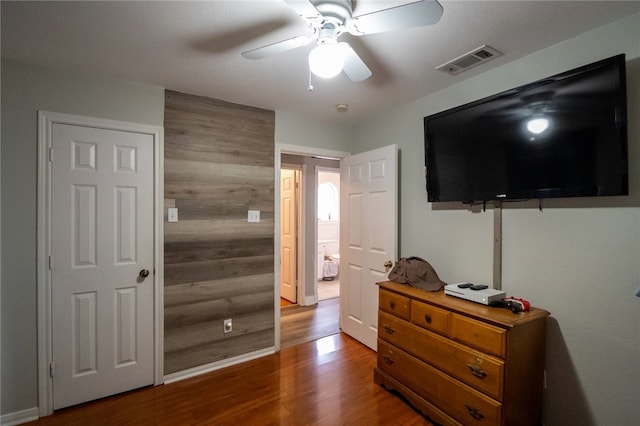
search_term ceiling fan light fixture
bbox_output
[308,42,344,79]
[527,117,550,135]
[243,0,446,84]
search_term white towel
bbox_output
[323,260,338,278]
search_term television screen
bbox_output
[424,54,628,203]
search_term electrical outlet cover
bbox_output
[223,318,232,333]
[247,210,260,222]
[168,208,178,222]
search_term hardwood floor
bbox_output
[280,280,339,307]
[26,333,433,425]
[318,279,339,301]
[281,298,339,348]
[280,297,295,307]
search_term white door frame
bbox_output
[274,144,349,351]
[37,111,164,416]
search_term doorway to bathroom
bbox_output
[279,154,342,307]
[279,154,341,347]
[317,168,341,302]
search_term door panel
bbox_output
[72,292,97,375]
[340,145,397,350]
[51,123,154,409]
[115,186,137,263]
[73,185,97,266]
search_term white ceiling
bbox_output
[3,1,640,125]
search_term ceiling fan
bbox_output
[241,0,444,82]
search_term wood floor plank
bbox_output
[280,298,340,348]
[27,334,433,425]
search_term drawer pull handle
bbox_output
[424,314,432,324]
[383,355,394,365]
[465,405,485,420]
[383,325,395,334]
[389,300,396,310]
[467,363,488,379]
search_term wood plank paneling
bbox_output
[164,289,274,328]
[164,310,274,353]
[164,275,274,307]
[164,90,275,374]
[164,239,274,265]
[164,329,276,374]
[164,255,274,285]
[163,219,274,244]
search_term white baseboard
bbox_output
[163,347,276,384]
[1,407,39,426]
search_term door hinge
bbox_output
[48,255,53,270]
[49,362,55,378]
[49,147,54,163]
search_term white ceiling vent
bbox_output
[436,45,502,75]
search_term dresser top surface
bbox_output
[378,281,549,328]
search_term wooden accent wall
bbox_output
[163,90,275,374]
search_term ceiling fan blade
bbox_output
[242,35,314,59]
[340,43,372,82]
[282,0,321,20]
[348,0,444,36]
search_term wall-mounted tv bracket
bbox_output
[493,201,502,290]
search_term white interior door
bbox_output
[280,168,298,303]
[340,145,397,350]
[51,123,155,409]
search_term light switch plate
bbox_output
[168,208,178,223]
[248,210,260,223]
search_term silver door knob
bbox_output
[139,269,150,278]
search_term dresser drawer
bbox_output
[378,311,417,354]
[379,311,504,400]
[379,289,411,320]
[411,300,450,336]
[378,340,502,426]
[451,314,507,358]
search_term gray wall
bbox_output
[0,60,165,414]
[351,12,640,426]
[275,110,352,153]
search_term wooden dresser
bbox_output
[374,281,549,426]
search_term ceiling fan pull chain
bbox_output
[308,66,314,92]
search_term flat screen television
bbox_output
[424,54,628,203]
